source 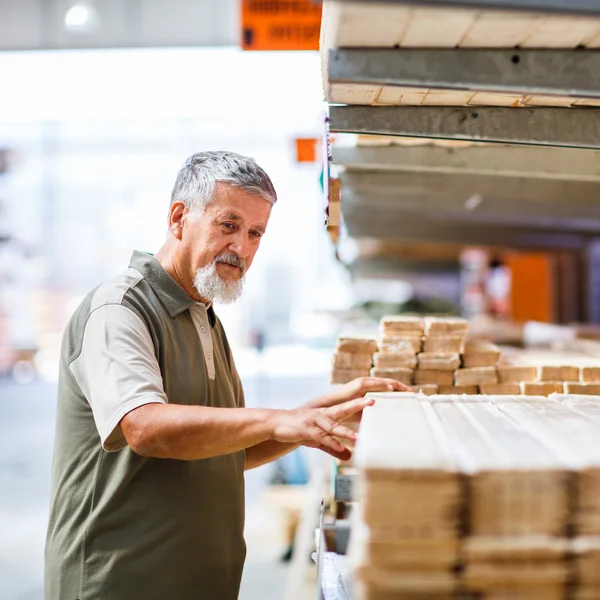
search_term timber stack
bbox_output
[350,391,600,599]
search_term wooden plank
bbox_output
[421,89,476,106]
[523,95,575,107]
[328,82,382,105]
[401,8,476,47]
[468,92,526,106]
[323,3,600,50]
[369,367,413,384]
[459,13,543,48]
[330,2,411,47]
[455,367,499,386]
[521,17,600,47]
[494,400,600,535]
[354,399,457,471]
[417,353,461,371]
[373,352,417,369]
[352,399,461,596]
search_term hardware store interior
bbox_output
[4,1,600,599]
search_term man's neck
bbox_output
[154,243,210,305]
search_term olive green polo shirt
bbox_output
[45,251,247,600]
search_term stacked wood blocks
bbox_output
[331,337,378,384]
[332,316,600,397]
[352,398,461,600]
[372,315,422,387]
[350,392,600,599]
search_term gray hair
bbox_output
[170,151,277,215]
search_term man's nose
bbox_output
[227,231,251,259]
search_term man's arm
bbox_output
[245,440,300,470]
[243,377,411,470]
[119,398,372,462]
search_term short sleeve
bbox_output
[69,304,168,452]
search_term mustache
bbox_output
[215,253,247,273]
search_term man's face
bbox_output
[178,183,272,303]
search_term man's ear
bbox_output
[168,202,187,240]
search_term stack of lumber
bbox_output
[496,364,600,397]
[371,315,422,387]
[416,316,469,395]
[351,397,461,599]
[349,391,600,599]
[331,317,600,396]
[331,337,377,384]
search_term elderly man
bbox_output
[45,151,406,600]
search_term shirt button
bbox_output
[200,327,206,333]
[207,352,213,360]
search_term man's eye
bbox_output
[222,223,234,230]
[250,231,262,239]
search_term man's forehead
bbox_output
[209,195,271,218]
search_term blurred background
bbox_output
[1,1,596,599]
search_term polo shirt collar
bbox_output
[129,250,217,326]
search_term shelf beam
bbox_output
[332,145,600,182]
[329,49,600,99]
[327,0,600,17]
[329,105,600,149]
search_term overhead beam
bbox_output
[343,192,600,233]
[332,145,600,182]
[328,106,600,149]
[344,189,600,232]
[340,170,600,213]
[342,204,586,249]
[329,49,600,99]
[327,0,600,17]
[351,256,460,278]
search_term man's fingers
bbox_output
[311,429,348,455]
[327,397,375,422]
[360,377,412,393]
[317,444,352,462]
[316,416,357,443]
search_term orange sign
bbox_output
[241,0,322,51]
[295,137,319,163]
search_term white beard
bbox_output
[193,255,246,304]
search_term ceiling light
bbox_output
[64,2,100,34]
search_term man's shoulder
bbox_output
[89,267,145,312]
[65,268,146,335]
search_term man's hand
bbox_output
[307,377,412,410]
[269,397,375,461]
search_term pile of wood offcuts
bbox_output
[351,391,600,600]
[332,315,600,396]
